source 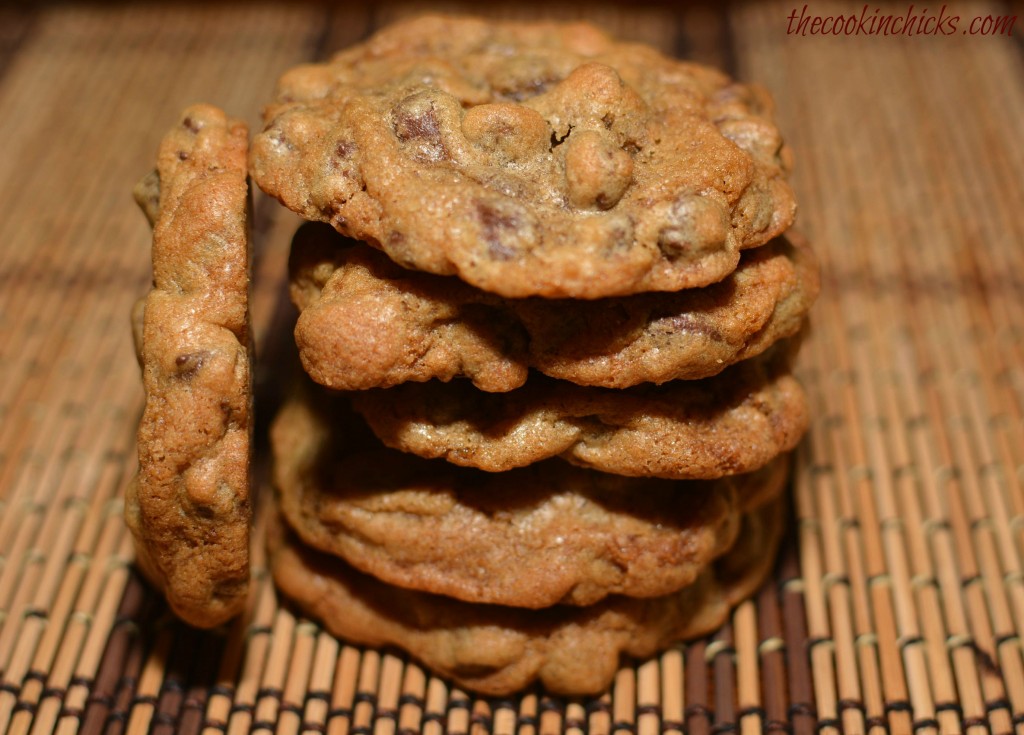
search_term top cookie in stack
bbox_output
[246,15,818,696]
[251,15,796,300]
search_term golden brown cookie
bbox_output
[351,343,807,480]
[272,387,788,609]
[269,497,784,696]
[252,16,796,299]
[289,223,819,392]
[126,104,253,628]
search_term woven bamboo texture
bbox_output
[0,1,1022,733]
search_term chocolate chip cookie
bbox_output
[272,387,788,609]
[269,496,784,696]
[126,104,253,628]
[351,343,806,480]
[252,15,796,298]
[289,223,818,392]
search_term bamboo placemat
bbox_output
[0,2,1022,734]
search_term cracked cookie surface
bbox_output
[289,223,819,391]
[269,497,784,696]
[252,15,796,299]
[272,388,787,609]
[126,104,252,628]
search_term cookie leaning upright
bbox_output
[126,105,253,628]
[251,15,796,299]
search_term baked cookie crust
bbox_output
[272,388,787,609]
[351,343,807,480]
[126,104,253,628]
[268,497,784,696]
[289,224,819,392]
[252,15,796,299]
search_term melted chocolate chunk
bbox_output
[175,351,208,378]
[477,202,520,261]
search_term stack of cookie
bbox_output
[248,16,819,696]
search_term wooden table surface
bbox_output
[1,2,1023,734]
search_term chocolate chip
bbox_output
[502,78,554,101]
[394,106,441,143]
[656,195,729,258]
[182,116,201,133]
[392,94,449,161]
[660,314,725,343]
[335,140,356,159]
[267,126,298,154]
[477,202,520,261]
[174,351,207,378]
[488,58,559,101]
